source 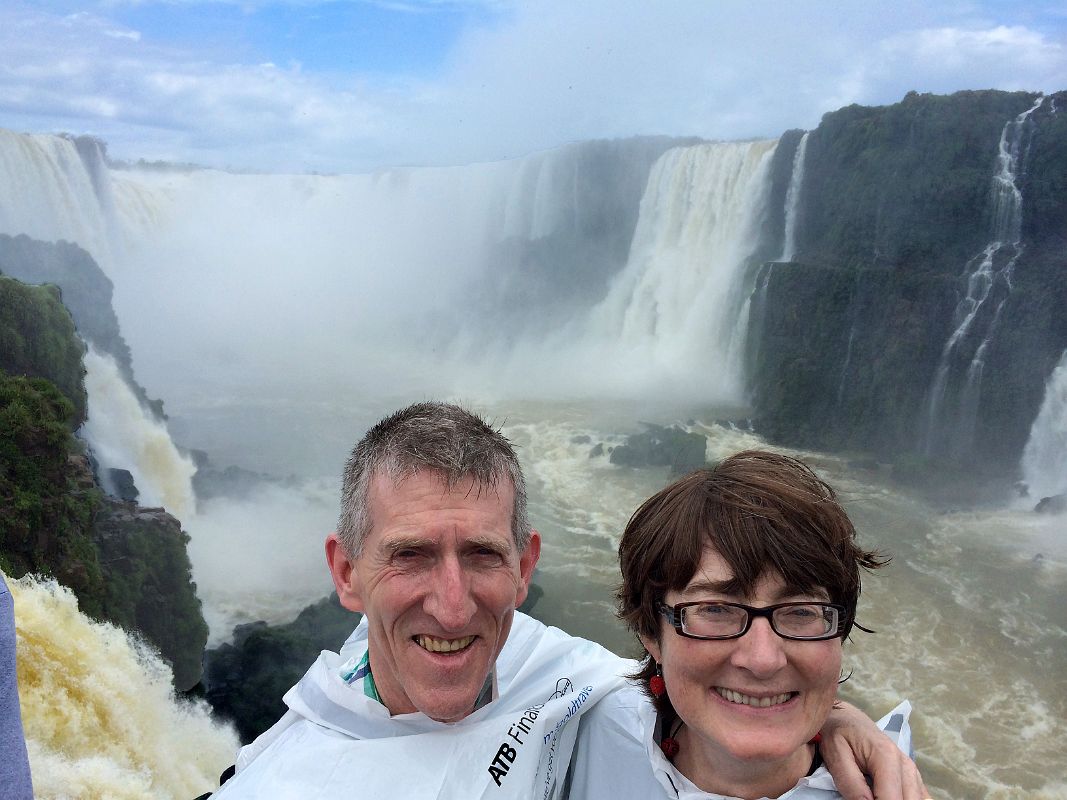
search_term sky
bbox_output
[1,0,1065,173]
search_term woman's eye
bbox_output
[695,604,731,616]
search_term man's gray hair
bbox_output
[338,401,531,556]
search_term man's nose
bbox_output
[729,617,788,676]
[424,556,477,631]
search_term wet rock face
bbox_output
[609,423,707,475]
[1034,494,1067,515]
[106,468,139,502]
[202,594,358,743]
[747,90,1067,476]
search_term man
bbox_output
[214,402,926,799]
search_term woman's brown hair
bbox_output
[616,450,887,709]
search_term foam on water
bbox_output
[9,574,238,799]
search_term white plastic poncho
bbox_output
[214,612,627,800]
[569,683,913,800]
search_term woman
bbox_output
[569,450,916,800]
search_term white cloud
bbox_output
[0,2,1064,172]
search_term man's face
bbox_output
[327,470,540,723]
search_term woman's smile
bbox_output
[713,687,797,708]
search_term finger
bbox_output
[863,742,905,800]
[820,735,876,800]
[899,756,929,800]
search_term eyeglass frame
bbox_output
[657,600,848,641]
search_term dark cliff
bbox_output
[747,90,1067,482]
[0,233,165,418]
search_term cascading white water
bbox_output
[10,574,237,799]
[0,131,106,251]
[0,129,168,251]
[922,96,1044,456]
[81,346,197,519]
[581,139,778,403]
[780,132,809,262]
[1021,350,1067,502]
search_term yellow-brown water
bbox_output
[10,575,238,799]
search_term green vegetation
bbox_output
[94,501,209,690]
[0,276,87,423]
[0,371,105,614]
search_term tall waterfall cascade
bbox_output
[1021,350,1067,502]
[81,347,197,519]
[0,130,162,270]
[584,139,778,402]
[922,96,1045,458]
[780,132,809,262]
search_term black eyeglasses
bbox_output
[658,601,846,641]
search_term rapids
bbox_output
[8,575,237,799]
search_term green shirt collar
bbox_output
[339,649,497,712]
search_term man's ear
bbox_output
[514,530,541,607]
[325,532,364,613]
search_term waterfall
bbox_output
[9,575,237,799]
[780,132,809,262]
[922,96,1044,458]
[585,139,778,402]
[0,130,127,268]
[81,347,197,520]
[1021,350,1067,501]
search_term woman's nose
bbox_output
[729,617,788,676]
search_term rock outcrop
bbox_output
[202,595,358,743]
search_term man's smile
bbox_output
[414,634,477,653]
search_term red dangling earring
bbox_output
[660,736,680,760]
[649,662,666,698]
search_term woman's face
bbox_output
[641,545,842,769]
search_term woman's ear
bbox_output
[639,632,662,664]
